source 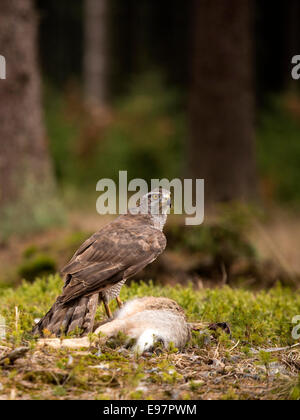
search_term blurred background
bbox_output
[1,0,300,290]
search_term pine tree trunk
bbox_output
[0,0,57,233]
[188,0,257,204]
[84,0,108,108]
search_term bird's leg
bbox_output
[116,296,123,309]
[103,301,113,319]
[100,293,113,319]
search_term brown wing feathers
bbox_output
[32,213,166,337]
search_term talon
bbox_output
[116,297,123,308]
[103,302,113,319]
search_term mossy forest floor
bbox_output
[0,275,299,400]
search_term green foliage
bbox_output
[0,275,299,349]
[56,231,92,260]
[221,388,239,400]
[45,72,184,188]
[45,80,300,208]
[190,330,211,348]
[198,285,300,346]
[167,204,257,265]
[129,390,144,400]
[22,245,39,260]
[258,350,276,367]
[17,254,57,282]
[44,84,81,183]
[53,386,67,397]
[0,275,299,400]
[189,380,205,391]
[0,175,66,240]
[106,331,131,349]
[100,72,185,182]
[62,231,90,251]
[170,224,255,260]
[289,375,300,400]
[257,95,300,204]
[0,275,63,345]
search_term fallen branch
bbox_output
[0,346,29,365]
[251,343,300,354]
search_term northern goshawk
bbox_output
[32,188,171,336]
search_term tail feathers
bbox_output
[67,293,98,333]
[32,293,99,337]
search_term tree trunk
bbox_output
[84,0,108,108]
[0,0,56,233]
[188,0,257,204]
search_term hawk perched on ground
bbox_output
[32,188,171,337]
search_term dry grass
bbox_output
[0,333,299,400]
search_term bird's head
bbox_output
[140,188,171,216]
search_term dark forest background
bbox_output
[35,0,300,204]
[37,1,299,97]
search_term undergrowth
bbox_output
[0,275,299,348]
[0,276,299,400]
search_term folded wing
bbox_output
[60,221,166,304]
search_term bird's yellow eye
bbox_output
[152,194,158,200]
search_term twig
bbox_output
[229,340,240,353]
[213,343,219,359]
[15,306,19,332]
[251,343,300,354]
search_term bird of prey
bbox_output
[32,188,171,337]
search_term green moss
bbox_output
[289,376,300,400]
[17,255,57,282]
[0,275,299,348]
[189,380,205,391]
[0,275,299,400]
[221,388,239,400]
[53,386,67,397]
[129,390,144,400]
